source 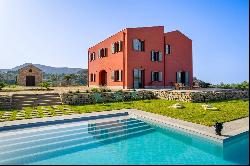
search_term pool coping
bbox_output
[124,109,249,143]
[0,109,248,144]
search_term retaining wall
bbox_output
[153,90,249,102]
[61,90,156,105]
[0,95,12,110]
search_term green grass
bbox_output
[0,99,248,126]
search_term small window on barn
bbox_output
[29,69,32,72]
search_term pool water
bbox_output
[0,118,248,165]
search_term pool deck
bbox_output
[0,109,248,143]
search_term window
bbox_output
[133,39,145,51]
[90,73,96,82]
[111,41,123,54]
[29,69,32,72]
[151,50,162,62]
[98,48,108,58]
[111,70,122,82]
[151,71,163,82]
[89,52,95,61]
[165,44,171,54]
[176,71,189,85]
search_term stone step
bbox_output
[13,97,61,101]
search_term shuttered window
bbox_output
[111,41,123,54]
[151,50,162,62]
[151,71,163,82]
[90,74,96,82]
[111,70,122,82]
[98,48,108,58]
[89,52,95,61]
[133,39,145,51]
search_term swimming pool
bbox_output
[0,117,248,165]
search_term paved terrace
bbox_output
[0,86,90,96]
[0,109,248,144]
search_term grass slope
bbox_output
[0,99,249,126]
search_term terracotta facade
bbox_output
[88,26,193,89]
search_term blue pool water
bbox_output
[0,118,248,165]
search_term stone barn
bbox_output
[17,64,43,86]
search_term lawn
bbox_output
[0,99,249,126]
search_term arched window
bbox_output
[29,69,32,72]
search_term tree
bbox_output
[64,74,76,85]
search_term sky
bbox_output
[0,0,249,84]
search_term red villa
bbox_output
[88,26,193,89]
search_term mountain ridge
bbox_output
[0,63,85,74]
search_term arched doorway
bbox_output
[99,70,107,86]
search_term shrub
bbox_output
[0,82,7,90]
[106,88,112,92]
[212,81,249,90]
[91,88,99,93]
[39,82,51,90]
[99,88,111,92]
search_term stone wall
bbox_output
[153,90,249,102]
[61,90,156,105]
[17,64,43,86]
[0,95,12,110]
